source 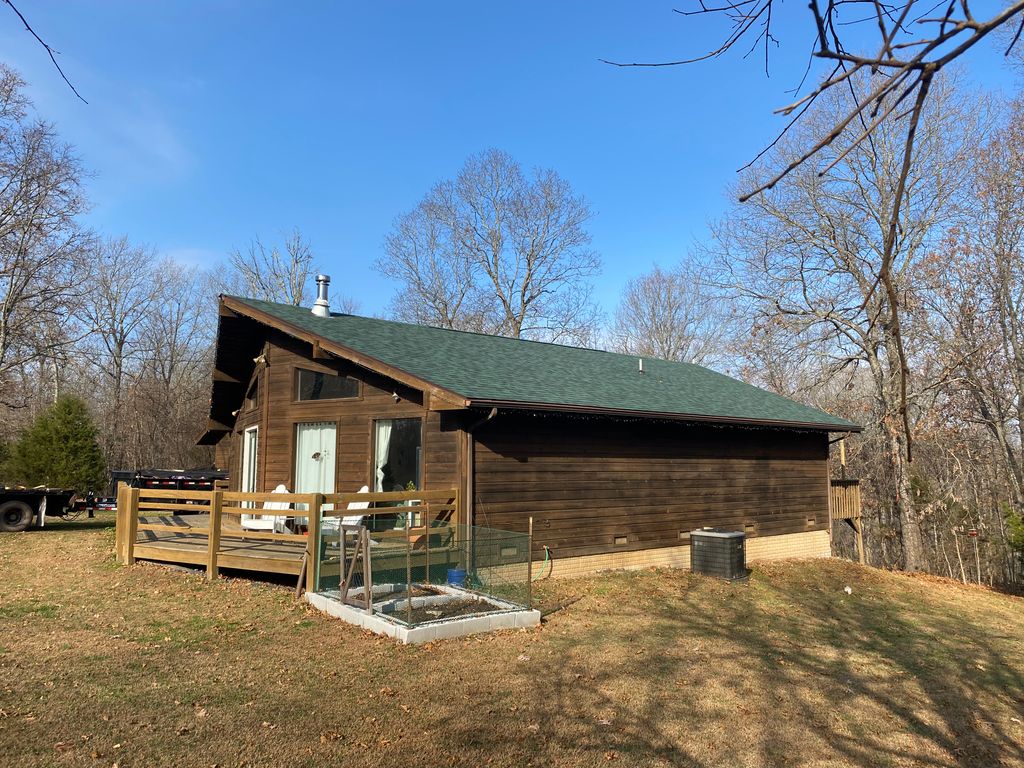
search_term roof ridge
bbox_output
[229,295,717,370]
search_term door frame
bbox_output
[240,425,259,505]
[292,420,339,495]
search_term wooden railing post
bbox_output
[305,493,323,594]
[125,488,140,565]
[207,489,223,580]
[115,483,127,563]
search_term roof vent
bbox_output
[638,358,644,375]
[312,274,330,317]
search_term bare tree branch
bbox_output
[2,0,87,104]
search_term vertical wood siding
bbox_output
[215,331,458,494]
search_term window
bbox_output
[244,379,259,411]
[295,368,359,401]
[373,418,422,492]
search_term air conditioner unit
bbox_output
[690,528,748,580]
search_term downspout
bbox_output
[464,407,498,530]
[465,408,498,576]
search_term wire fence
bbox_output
[315,520,533,627]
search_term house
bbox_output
[197,278,860,579]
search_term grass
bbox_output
[1,514,1023,767]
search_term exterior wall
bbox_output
[215,331,459,495]
[472,413,830,562]
[540,530,831,579]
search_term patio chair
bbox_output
[321,485,376,544]
[241,484,291,533]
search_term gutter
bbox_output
[464,399,862,433]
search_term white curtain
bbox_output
[374,420,392,492]
[295,422,336,524]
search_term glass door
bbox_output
[240,426,258,508]
[294,421,337,523]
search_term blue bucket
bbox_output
[447,568,468,587]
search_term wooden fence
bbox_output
[115,485,460,593]
[829,478,864,564]
[829,479,862,520]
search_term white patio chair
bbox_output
[321,485,376,544]
[241,483,291,532]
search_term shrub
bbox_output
[6,396,106,491]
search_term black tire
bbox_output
[0,500,33,532]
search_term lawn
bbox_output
[2,515,1023,768]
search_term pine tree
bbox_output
[6,396,107,490]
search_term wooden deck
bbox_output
[116,486,461,590]
[135,514,307,575]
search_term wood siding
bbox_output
[215,331,459,495]
[472,413,829,559]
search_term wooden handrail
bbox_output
[115,486,463,586]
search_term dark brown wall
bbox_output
[472,413,830,559]
[216,331,459,495]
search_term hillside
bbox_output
[1,516,1022,767]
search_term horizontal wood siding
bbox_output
[215,330,458,495]
[473,414,829,559]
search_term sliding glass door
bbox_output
[373,418,422,530]
[373,418,421,492]
[240,426,258,508]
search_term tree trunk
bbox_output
[882,417,925,570]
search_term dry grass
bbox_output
[2,515,1023,768]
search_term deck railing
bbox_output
[829,478,864,564]
[829,478,862,520]
[115,485,460,593]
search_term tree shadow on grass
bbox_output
[442,561,1024,767]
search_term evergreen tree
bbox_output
[7,396,107,490]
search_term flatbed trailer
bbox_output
[0,487,85,532]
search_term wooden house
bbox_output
[196,288,859,578]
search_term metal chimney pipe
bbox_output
[312,274,330,317]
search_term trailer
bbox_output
[0,487,82,532]
[0,470,229,533]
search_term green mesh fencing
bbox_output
[314,520,532,628]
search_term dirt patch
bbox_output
[372,584,444,602]
[397,596,499,624]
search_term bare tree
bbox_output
[123,262,215,469]
[227,228,318,306]
[925,100,1024,509]
[75,237,157,467]
[606,1,1024,461]
[378,149,601,344]
[611,261,731,367]
[0,64,90,409]
[712,73,982,571]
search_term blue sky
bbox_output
[2,2,1019,317]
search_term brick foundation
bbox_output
[544,529,831,580]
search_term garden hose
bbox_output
[532,545,552,581]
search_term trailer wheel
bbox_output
[0,500,33,532]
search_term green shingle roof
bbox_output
[230,297,858,431]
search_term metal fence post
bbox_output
[527,516,534,610]
[406,524,413,625]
